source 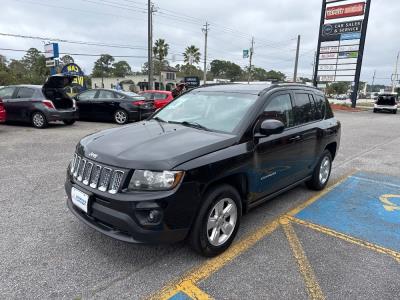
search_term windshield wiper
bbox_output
[152,116,167,123]
[179,121,212,131]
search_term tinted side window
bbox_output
[294,93,313,125]
[263,93,294,128]
[78,90,97,101]
[97,90,116,99]
[0,87,16,99]
[16,87,34,99]
[313,95,326,120]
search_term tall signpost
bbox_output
[313,0,371,108]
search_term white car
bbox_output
[373,94,398,114]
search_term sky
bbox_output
[0,0,398,85]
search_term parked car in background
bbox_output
[373,94,398,114]
[139,90,174,109]
[75,89,155,124]
[0,98,6,123]
[65,83,340,257]
[0,75,79,128]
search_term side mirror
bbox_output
[257,119,285,137]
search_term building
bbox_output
[91,67,181,92]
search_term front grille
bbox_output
[71,154,125,194]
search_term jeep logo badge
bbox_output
[88,152,98,159]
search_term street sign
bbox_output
[45,59,55,67]
[243,49,249,59]
[184,76,200,88]
[44,43,59,59]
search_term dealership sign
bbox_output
[325,2,365,20]
[321,20,362,41]
[314,0,370,85]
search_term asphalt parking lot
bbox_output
[1,110,400,300]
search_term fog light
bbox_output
[148,210,162,223]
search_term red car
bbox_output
[0,98,6,123]
[139,90,174,109]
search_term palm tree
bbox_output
[183,45,201,65]
[153,39,169,87]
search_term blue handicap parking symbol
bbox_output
[295,172,400,252]
[168,291,193,300]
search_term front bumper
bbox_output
[65,174,201,244]
[46,109,79,122]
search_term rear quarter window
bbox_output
[16,87,35,99]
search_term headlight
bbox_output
[128,170,184,191]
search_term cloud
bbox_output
[0,0,398,84]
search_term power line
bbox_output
[0,32,147,50]
[0,47,147,58]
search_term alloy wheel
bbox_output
[319,156,331,185]
[207,198,238,247]
[115,111,127,124]
[32,113,45,128]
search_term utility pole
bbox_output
[147,0,154,90]
[392,51,399,93]
[371,70,376,94]
[202,22,209,85]
[293,34,301,82]
[247,37,254,84]
[311,51,317,82]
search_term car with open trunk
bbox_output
[0,75,78,128]
[65,83,341,257]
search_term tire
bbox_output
[306,150,332,191]
[63,120,76,125]
[394,110,397,114]
[189,184,242,257]
[114,110,129,125]
[31,111,48,129]
[373,109,377,113]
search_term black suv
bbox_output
[65,83,340,256]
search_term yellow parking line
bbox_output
[149,171,355,300]
[281,218,325,300]
[177,281,213,300]
[287,216,400,263]
[148,219,280,300]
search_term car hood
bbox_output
[78,120,237,170]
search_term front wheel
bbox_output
[306,150,332,191]
[189,184,242,257]
[114,110,128,124]
[63,120,76,125]
[31,112,48,129]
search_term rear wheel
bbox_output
[189,184,242,257]
[31,112,48,129]
[393,110,397,114]
[63,120,76,125]
[373,109,377,113]
[114,110,128,124]
[306,150,332,191]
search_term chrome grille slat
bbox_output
[71,154,125,193]
[77,159,87,181]
[73,156,81,177]
[82,162,93,185]
[98,167,112,192]
[90,165,102,188]
[109,171,124,194]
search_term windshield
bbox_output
[153,92,258,133]
[120,91,139,97]
[377,95,396,106]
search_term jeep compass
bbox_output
[65,83,341,257]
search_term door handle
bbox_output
[289,135,301,142]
